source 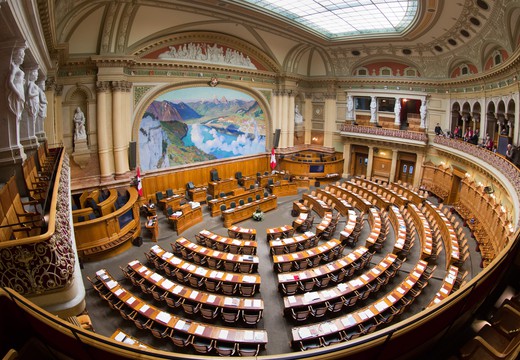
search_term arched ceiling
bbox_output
[41,0,520,79]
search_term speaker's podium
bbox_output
[187,182,207,203]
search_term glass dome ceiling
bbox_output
[237,0,418,39]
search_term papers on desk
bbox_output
[406,279,415,287]
[194,325,205,335]
[128,260,138,266]
[303,292,320,302]
[349,279,363,287]
[341,315,356,327]
[195,268,206,276]
[150,273,162,282]
[207,295,216,303]
[187,264,196,271]
[337,283,348,292]
[226,253,234,260]
[219,330,229,339]
[140,304,150,313]
[242,255,254,262]
[169,255,180,264]
[412,271,421,278]
[298,327,313,339]
[224,297,239,306]
[319,322,338,334]
[115,288,124,296]
[225,274,234,281]
[440,287,449,295]
[156,311,171,324]
[106,280,117,289]
[373,268,381,275]
[174,320,186,330]
[387,295,396,303]
[375,301,387,312]
[287,296,296,304]
[243,275,257,284]
[244,331,254,341]
[396,287,405,294]
[114,331,125,342]
[126,297,136,305]
[172,286,182,294]
[361,274,369,281]
[162,279,174,290]
[190,290,199,299]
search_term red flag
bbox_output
[136,167,143,197]
[270,147,276,170]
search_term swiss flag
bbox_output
[270,147,276,170]
[136,167,143,197]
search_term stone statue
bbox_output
[73,107,87,141]
[370,96,377,123]
[25,68,40,121]
[37,80,47,119]
[394,97,401,124]
[7,46,26,122]
[294,104,303,125]
[420,100,427,128]
[347,95,354,120]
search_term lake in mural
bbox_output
[139,87,266,171]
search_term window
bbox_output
[380,67,392,76]
[355,96,371,110]
[461,65,469,75]
[378,98,396,112]
[404,67,417,77]
[356,67,368,76]
[493,51,502,66]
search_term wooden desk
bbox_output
[277,246,369,288]
[354,177,409,209]
[198,229,257,255]
[227,225,257,240]
[221,195,277,228]
[208,188,263,217]
[364,208,382,248]
[273,239,342,272]
[424,200,460,268]
[127,261,264,314]
[347,180,391,210]
[266,225,295,240]
[269,181,298,197]
[238,175,257,189]
[318,188,353,216]
[110,328,152,349]
[292,212,308,230]
[389,206,407,255]
[427,265,459,307]
[149,245,261,290]
[390,182,427,205]
[269,232,316,255]
[95,269,268,347]
[315,212,334,236]
[292,201,309,215]
[160,194,184,213]
[292,177,311,189]
[339,210,359,242]
[174,237,259,273]
[208,178,238,198]
[407,203,433,260]
[302,193,331,217]
[145,215,159,242]
[188,187,207,203]
[168,203,203,235]
[332,184,373,213]
[290,260,428,346]
[283,253,397,310]
[257,173,281,188]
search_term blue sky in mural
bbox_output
[139,86,266,171]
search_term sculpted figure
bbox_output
[73,107,87,141]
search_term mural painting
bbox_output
[139,87,266,171]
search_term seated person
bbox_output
[252,207,264,221]
[434,123,443,136]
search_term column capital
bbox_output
[96,81,110,93]
[111,80,132,92]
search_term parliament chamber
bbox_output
[1,1,520,360]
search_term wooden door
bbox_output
[354,153,368,177]
[398,160,415,184]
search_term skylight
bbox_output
[237,0,418,39]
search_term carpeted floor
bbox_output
[80,181,486,358]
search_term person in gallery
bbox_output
[434,123,443,136]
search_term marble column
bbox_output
[287,92,295,147]
[324,93,337,147]
[43,80,57,147]
[36,77,47,143]
[389,150,399,183]
[111,81,131,178]
[394,97,401,128]
[342,142,351,178]
[366,146,374,179]
[96,81,114,181]
[304,95,312,144]
[280,91,289,148]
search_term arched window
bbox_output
[460,64,469,75]
[380,67,392,76]
[356,67,368,76]
[404,67,417,77]
[493,51,502,66]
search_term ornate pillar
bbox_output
[44,79,57,147]
[287,92,295,147]
[389,150,399,183]
[324,93,337,147]
[304,93,312,144]
[111,81,131,177]
[342,142,351,178]
[420,98,427,129]
[366,146,374,179]
[270,90,279,148]
[280,91,289,148]
[346,94,354,121]
[0,42,27,166]
[96,81,114,181]
[413,152,425,188]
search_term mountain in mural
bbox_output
[188,97,257,119]
[145,100,201,122]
